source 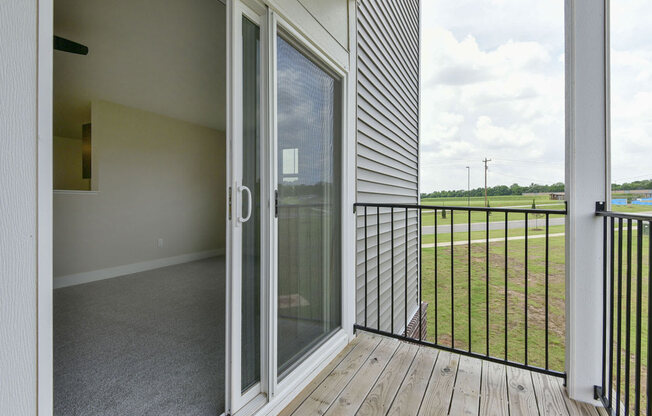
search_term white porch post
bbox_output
[564,0,609,403]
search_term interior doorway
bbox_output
[52,0,227,414]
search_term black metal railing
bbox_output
[595,203,651,415]
[354,201,568,378]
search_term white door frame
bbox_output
[227,1,356,414]
[226,0,270,414]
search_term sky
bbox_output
[420,0,652,193]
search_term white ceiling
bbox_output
[54,0,226,139]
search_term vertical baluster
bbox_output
[364,206,368,327]
[418,208,422,342]
[391,208,395,335]
[377,207,381,331]
[451,209,455,348]
[505,212,509,361]
[647,220,651,416]
[545,213,550,370]
[608,217,615,409]
[405,208,408,336]
[635,220,643,414]
[435,209,438,343]
[601,215,607,396]
[525,213,528,365]
[625,219,632,413]
[616,218,623,416]
[468,209,472,352]
[486,210,490,357]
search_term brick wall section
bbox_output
[404,302,428,340]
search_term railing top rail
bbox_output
[353,201,568,215]
[595,208,652,222]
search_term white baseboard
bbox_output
[54,249,224,289]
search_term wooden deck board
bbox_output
[531,371,570,415]
[290,332,381,415]
[506,366,540,416]
[278,336,360,416]
[387,345,438,416]
[479,361,508,416]
[417,350,459,416]
[323,338,399,416]
[282,332,605,416]
[357,342,419,416]
[449,355,482,415]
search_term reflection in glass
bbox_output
[241,16,260,392]
[276,33,342,378]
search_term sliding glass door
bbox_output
[227,2,267,413]
[275,32,342,378]
[228,3,344,412]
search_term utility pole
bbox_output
[466,166,470,206]
[483,158,491,207]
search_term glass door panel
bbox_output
[275,33,342,378]
[240,16,261,393]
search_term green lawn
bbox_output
[418,225,650,411]
[421,234,567,372]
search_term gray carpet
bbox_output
[54,256,225,416]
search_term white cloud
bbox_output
[420,0,652,192]
[420,1,564,191]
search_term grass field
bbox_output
[418,219,650,411]
[421,233,567,372]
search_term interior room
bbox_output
[52,0,226,414]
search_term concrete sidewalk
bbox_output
[422,232,566,248]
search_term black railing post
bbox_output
[405,208,408,336]
[625,219,632,413]
[635,219,642,415]
[601,215,607,398]
[609,217,615,409]
[468,209,472,352]
[505,211,509,361]
[616,217,623,416]
[524,213,528,366]
[451,209,455,348]
[486,210,490,357]
[391,208,395,335]
[545,213,550,370]
[434,209,438,343]
[418,208,422,342]
[364,206,368,327]
[377,206,381,332]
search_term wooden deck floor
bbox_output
[280,332,607,416]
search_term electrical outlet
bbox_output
[157,238,164,248]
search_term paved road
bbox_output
[422,217,566,235]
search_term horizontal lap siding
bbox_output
[355,0,420,334]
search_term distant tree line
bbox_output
[421,178,652,199]
[611,179,652,191]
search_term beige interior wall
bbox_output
[53,136,91,191]
[54,100,226,279]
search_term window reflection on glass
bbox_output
[276,33,342,378]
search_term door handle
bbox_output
[238,185,252,223]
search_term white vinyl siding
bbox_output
[355,0,420,334]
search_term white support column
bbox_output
[565,0,609,404]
